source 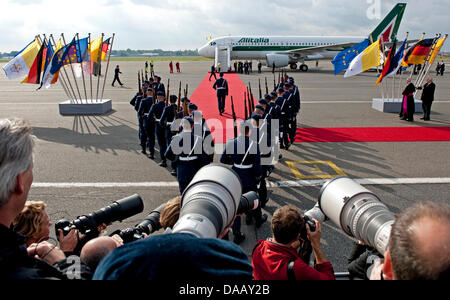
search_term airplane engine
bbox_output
[266,54,290,68]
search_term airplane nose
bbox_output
[198,46,207,57]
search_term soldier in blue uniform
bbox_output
[287,78,300,144]
[275,88,291,150]
[165,117,209,194]
[213,73,229,115]
[192,110,214,164]
[160,95,179,175]
[131,90,146,154]
[148,91,168,167]
[220,121,268,244]
[139,89,156,158]
[154,76,166,96]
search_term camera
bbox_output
[318,177,395,254]
[55,194,144,239]
[111,203,165,243]
[172,164,259,238]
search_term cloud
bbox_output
[0,0,448,52]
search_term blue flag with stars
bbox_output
[332,39,370,75]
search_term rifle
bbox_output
[265,77,269,94]
[231,96,238,138]
[244,91,248,120]
[248,82,255,112]
[141,70,145,86]
[138,70,141,94]
[185,84,189,98]
[183,88,189,117]
[273,73,276,91]
[166,79,170,106]
[177,81,182,113]
[247,87,253,118]
[259,78,262,99]
[145,67,148,82]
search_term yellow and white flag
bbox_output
[344,40,381,78]
[429,37,447,65]
[2,38,41,80]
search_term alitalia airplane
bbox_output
[198,3,407,72]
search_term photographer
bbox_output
[12,201,79,254]
[0,118,91,280]
[80,235,124,272]
[252,205,335,280]
[369,202,450,280]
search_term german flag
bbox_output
[22,40,46,84]
[402,38,434,66]
[101,37,111,61]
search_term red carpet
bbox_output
[190,73,257,143]
[190,74,450,144]
[295,127,450,143]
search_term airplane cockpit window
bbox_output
[210,42,216,46]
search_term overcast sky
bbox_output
[0,0,449,53]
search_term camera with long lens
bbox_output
[55,194,144,240]
[172,164,259,238]
[318,177,395,255]
[111,203,165,243]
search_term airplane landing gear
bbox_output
[300,64,309,72]
[290,63,298,70]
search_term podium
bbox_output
[59,99,112,116]
[372,98,423,113]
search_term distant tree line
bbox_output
[110,49,199,57]
[0,49,199,59]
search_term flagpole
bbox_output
[88,33,93,103]
[76,33,89,103]
[416,34,441,89]
[50,34,78,103]
[61,33,83,103]
[44,34,71,101]
[101,33,115,102]
[96,33,104,102]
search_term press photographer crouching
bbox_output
[252,205,335,280]
[93,165,256,280]
[0,118,91,280]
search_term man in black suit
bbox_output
[417,77,436,121]
[213,73,228,115]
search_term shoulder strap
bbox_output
[287,260,296,280]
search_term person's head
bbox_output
[157,91,165,101]
[271,205,305,248]
[182,117,194,132]
[160,196,181,230]
[0,118,35,227]
[80,236,123,272]
[427,77,433,84]
[169,95,177,104]
[192,110,203,124]
[277,88,284,96]
[270,91,277,100]
[383,201,450,280]
[406,78,411,84]
[239,120,252,137]
[12,201,51,245]
[219,72,224,78]
[188,103,198,115]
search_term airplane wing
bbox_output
[278,42,360,57]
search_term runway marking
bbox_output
[31,177,450,189]
[286,161,347,180]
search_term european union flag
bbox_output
[332,39,370,75]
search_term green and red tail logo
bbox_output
[369,3,407,43]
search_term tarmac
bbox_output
[1,60,449,273]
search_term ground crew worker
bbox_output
[213,73,229,116]
[169,61,174,74]
[165,117,209,194]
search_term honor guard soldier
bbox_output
[287,78,300,143]
[220,121,268,245]
[165,117,209,194]
[139,89,156,159]
[131,91,145,153]
[160,95,179,175]
[154,76,166,96]
[275,88,291,150]
[192,110,214,164]
[213,73,229,115]
[177,97,191,120]
[148,91,168,167]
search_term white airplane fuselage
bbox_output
[198,36,365,63]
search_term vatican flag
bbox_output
[344,40,381,78]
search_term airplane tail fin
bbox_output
[369,3,407,43]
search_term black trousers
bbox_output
[112,75,122,86]
[422,101,433,120]
[143,119,155,154]
[209,72,217,81]
[217,94,226,113]
[155,125,167,161]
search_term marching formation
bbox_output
[130,66,302,244]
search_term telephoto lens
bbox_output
[237,191,260,216]
[172,164,243,239]
[56,194,144,236]
[318,177,395,254]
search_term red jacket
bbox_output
[252,239,335,280]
